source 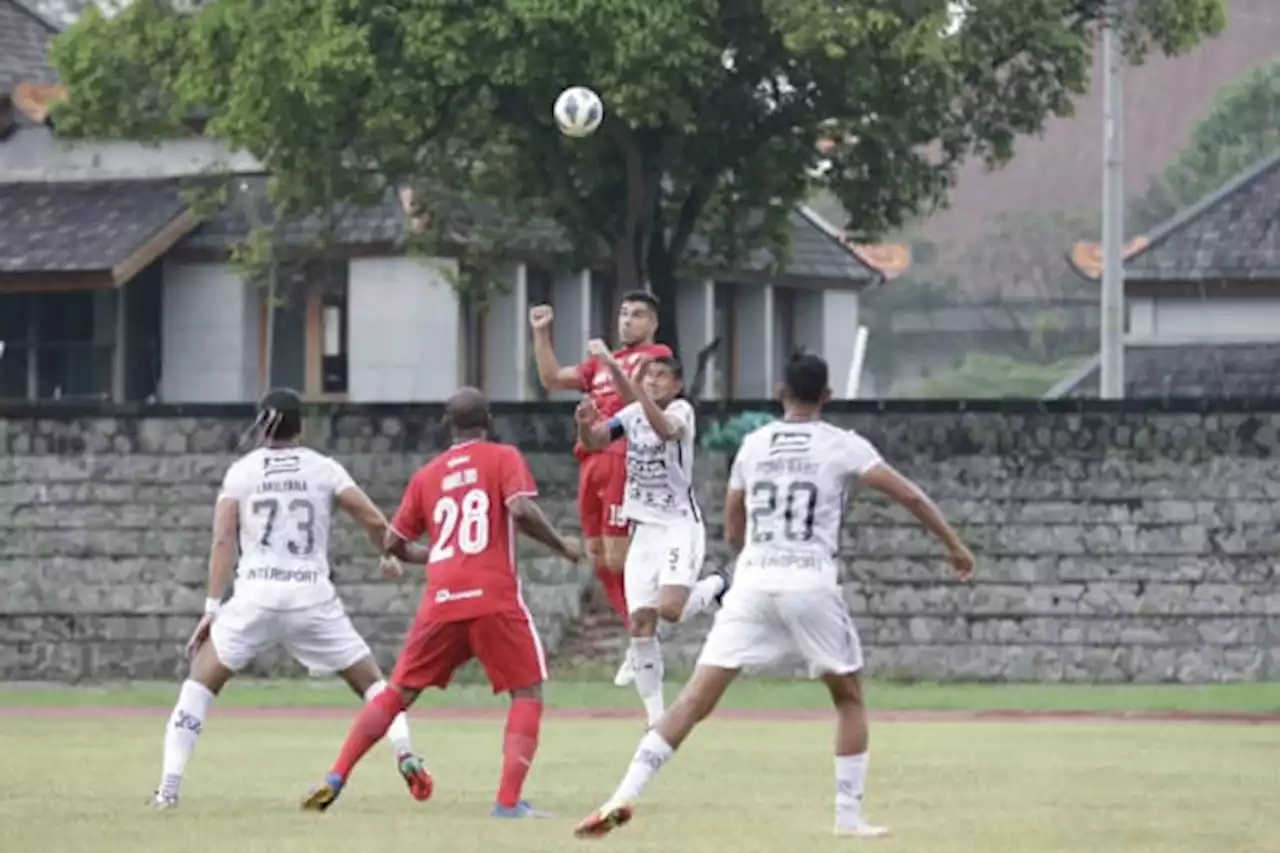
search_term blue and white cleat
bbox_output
[491,800,553,819]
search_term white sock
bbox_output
[158,680,215,797]
[678,576,725,622]
[834,752,870,826]
[631,636,665,726]
[610,730,675,804]
[364,680,415,756]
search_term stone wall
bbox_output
[1,401,1277,683]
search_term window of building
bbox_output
[0,290,115,401]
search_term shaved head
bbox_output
[446,386,491,434]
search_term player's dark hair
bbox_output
[649,355,683,381]
[255,387,303,442]
[445,386,491,434]
[783,352,828,404]
[620,290,660,314]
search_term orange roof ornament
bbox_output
[1068,237,1149,279]
[12,82,67,125]
[848,242,911,279]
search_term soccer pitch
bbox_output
[1,681,1277,853]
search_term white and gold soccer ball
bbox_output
[553,86,604,138]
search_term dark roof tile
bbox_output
[0,0,58,91]
[1122,152,1280,282]
[1049,341,1280,398]
[0,178,188,272]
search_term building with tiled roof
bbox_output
[0,0,904,403]
[1051,151,1280,398]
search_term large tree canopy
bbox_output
[52,0,1224,350]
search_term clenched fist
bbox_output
[529,304,554,330]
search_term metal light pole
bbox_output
[1099,0,1126,398]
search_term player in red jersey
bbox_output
[301,387,582,819]
[530,290,673,686]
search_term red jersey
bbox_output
[574,342,673,460]
[390,439,538,622]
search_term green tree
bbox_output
[893,352,1086,398]
[51,0,1224,352]
[1132,57,1280,231]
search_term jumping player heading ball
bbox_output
[530,291,673,686]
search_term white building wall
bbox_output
[347,256,461,402]
[160,261,256,402]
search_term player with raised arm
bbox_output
[574,353,976,840]
[575,346,729,728]
[530,291,672,687]
[301,387,582,819]
[150,388,431,809]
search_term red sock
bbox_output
[331,688,405,781]
[496,697,543,808]
[595,563,630,628]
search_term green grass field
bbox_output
[1,710,1277,853]
[1,680,1279,852]
[2,676,1279,713]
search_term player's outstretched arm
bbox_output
[382,528,431,564]
[860,464,975,580]
[509,495,582,562]
[629,362,686,441]
[206,498,239,605]
[724,487,748,553]
[530,304,583,391]
[587,339,637,405]
[336,484,392,552]
[574,399,621,450]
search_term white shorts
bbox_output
[210,595,372,676]
[696,586,864,677]
[623,518,706,613]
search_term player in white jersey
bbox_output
[149,389,434,809]
[575,352,976,841]
[574,344,729,726]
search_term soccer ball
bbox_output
[553,87,604,138]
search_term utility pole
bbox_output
[1099,0,1126,398]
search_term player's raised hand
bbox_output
[379,554,404,580]
[529,304,554,330]
[574,398,598,424]
[184,613,215,660]
[632,356,652,381]
[586,338,612,360]
[948,543,976,580]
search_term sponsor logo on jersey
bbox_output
[435,587,484,603]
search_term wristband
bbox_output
[204,597,222,615]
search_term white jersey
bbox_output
[217,446,357,610]
[729,419,882,591]
[612,398,700,525]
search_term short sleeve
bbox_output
[728,438,750,491]
[390,471,427,542]
[501,447,539,505]
[845,430,883,477]
[668,399,695,433]
[576,358,596,393]
[323,458,357,495]
[217,462,252,503]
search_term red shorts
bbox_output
[579,452,628,538]
[390,610,548,695]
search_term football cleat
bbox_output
[834,821,891,839]
[574,802,634,839]
[397,752,434,802]
[300,773,345,812]
[491,800,553,819]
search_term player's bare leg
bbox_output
[302,682,424,811]
[575,663,738,839]
[490,683,551,819]
[599,534,636,687]
[824,672,888,839]
[150,644,234,809]
[337,656,432,801]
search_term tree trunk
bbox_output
[613,239,680,355]
[648,254,680,356]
